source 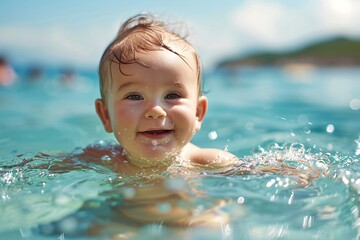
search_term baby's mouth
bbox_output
[141,130,171,135]
[139,130,173,139]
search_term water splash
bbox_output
[101,155,112,161]
[355,137,360,156]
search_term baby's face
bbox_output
[102,44,207,167]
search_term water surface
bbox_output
[0,67,359,239]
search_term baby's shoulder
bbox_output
[185,143,242,170]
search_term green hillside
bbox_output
[217,37,360,69]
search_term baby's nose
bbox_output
[145,105,167,119]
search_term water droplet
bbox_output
[266,179,276,188]
[101,155,111,161]
[269,142,281,151]
[91,140,107,149]
[251,145,265,155]
[303,127,311,134]
[1,192,10,201]
[290,142,305,157]
[355,137,360,155]
[72,147,84,155]
[302,215,313,229]
[326,124,334,134]
[38,181,46,187]
[288,192,294,205]
[48,173,56,179]
[208,131,218,140]
[237,196,245,204]
[342,176,350,185]
[349,98,360,110]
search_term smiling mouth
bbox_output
[142,130,172,135]
[139,130,173,139]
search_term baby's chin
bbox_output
[125,148,182,168]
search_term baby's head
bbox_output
[96,13,208,167]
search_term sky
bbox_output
[1,0,360,70]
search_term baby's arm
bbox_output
[186,144,321,185]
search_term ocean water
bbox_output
[0,67,359,239]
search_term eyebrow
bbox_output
[116,81,139,92]
[172,82,185,89]
[117,81,186,92]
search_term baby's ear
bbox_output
[195,95,208,131]
[95,99,113,133]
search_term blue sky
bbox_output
[1,0,360,69]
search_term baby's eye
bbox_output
[165,92,182,99]
[125,94,143,101]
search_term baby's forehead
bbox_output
[109,46,197,78]
[110,37,197,70]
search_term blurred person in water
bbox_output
[0,56,16,87]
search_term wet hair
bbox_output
[98,13,202,102]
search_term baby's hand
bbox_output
[256,163,321,186]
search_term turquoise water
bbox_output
[0,67,359,239]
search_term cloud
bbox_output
[317,0,360,34]
[185,0,360,68]
[189,21,240,69]
[1,0,360,69]
[230,0,360,51]
[0,24,116,68]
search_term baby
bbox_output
[94,13,240,173]
[82,13,242,236]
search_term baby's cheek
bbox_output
[171,108,197,130]
[116,105,138,120]
[112,108,134,131]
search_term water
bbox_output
[0,67,359,239]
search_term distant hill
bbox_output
[217,37,360,69]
